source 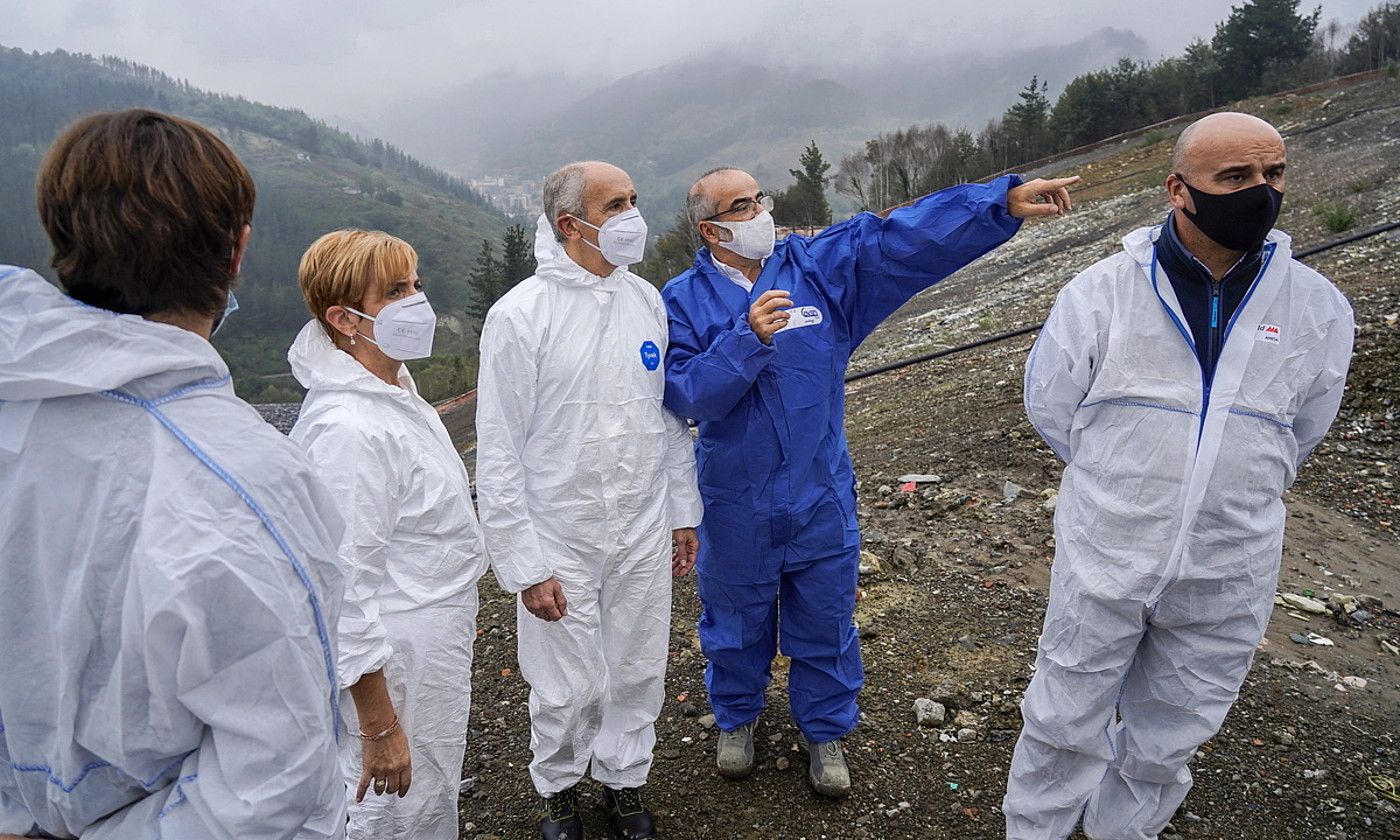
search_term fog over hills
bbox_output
[376,28,1151,218]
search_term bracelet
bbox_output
[358,715,400,741]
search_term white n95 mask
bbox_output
[571,207,649,268]
[347,292,436,360]
[709,209,776,260]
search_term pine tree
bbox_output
[499,224,535,289]
[1213,0,1320,99]
[466,239,503,326]
[774,140,832,228]
[1004,76,1051,163]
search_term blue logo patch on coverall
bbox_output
[639,340,660,370]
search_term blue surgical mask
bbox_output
[211,291,239,337]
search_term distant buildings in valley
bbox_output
[469,175,543,219]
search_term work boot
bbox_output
[601,785,656,839]
[716,718,757,779]
[539,785,584,840]
[798,733,851,798]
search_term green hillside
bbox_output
[0,47,512,402]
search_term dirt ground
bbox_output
[448,77,1400,839]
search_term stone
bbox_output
[898,473,942,484]
[859,550,882,575]
[932,682,959,705]
[957,727,979,743]
[954,710,981,729]
[698,713,716,730]
[1328,593,1359,614]
[956,634,979,652]
[1281,593,1327,614]
[1040,492,1059,513]
[679,701,699,717]
[1002,481,1023,502]
[1341,675,1368,690]
[1351,609,1373,623]
[914,698,947,727]
[775,757,791,770]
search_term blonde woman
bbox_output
[288,230,486,839]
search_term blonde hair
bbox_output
[298,229,418,340]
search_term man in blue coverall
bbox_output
[661,166,1077,797]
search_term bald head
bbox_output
[544,160,635,242]
[688,167,756,228]
[1170,112,1285,182]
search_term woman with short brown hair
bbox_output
[0,109,346,837]
[289,229,486,839]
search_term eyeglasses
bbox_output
[704,193,774,222]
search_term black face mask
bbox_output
[1176,176,1283,253]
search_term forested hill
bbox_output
[0,47,512,402]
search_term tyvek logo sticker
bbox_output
[640,340,661,370]
[1255,323,1282,344]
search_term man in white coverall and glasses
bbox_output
[475,160,704,840]
[1004,112,1354,839]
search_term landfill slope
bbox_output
[395,76,1400,840]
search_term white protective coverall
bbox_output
[1004,227,1353,839]
[288,320,487,839]
[475,216,704,796]
[0,267,347,838]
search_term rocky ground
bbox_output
[268,75,1400,839]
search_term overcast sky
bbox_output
[0,0,1379,124]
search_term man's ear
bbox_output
[699,220,728,245]
[1166,173,1191,212]
[557,214,583,241]
[231,224,251,275]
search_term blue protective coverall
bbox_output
[661,176,1023,741]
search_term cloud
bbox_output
[0,0,1380,121]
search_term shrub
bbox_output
[1315,201,1357,234]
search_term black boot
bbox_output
[601,785,656,839]
[539,785,584,840]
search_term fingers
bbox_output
[528,599,564,622]
[1012,176,1081,218]
[356,768,371,802]
[398,766,412,798]
[749,290,794,344]
[522,578,567,621]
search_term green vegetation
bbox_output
[829,0,1397,213]
[1315,201,1359,233]
[773,140,834,229]
[1138,130,1169,148]
[465,225,536,328]
[0,47,513,403]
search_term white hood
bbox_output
[0,266,228,402]
[287,319,414,399]
[533,213,627,291]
